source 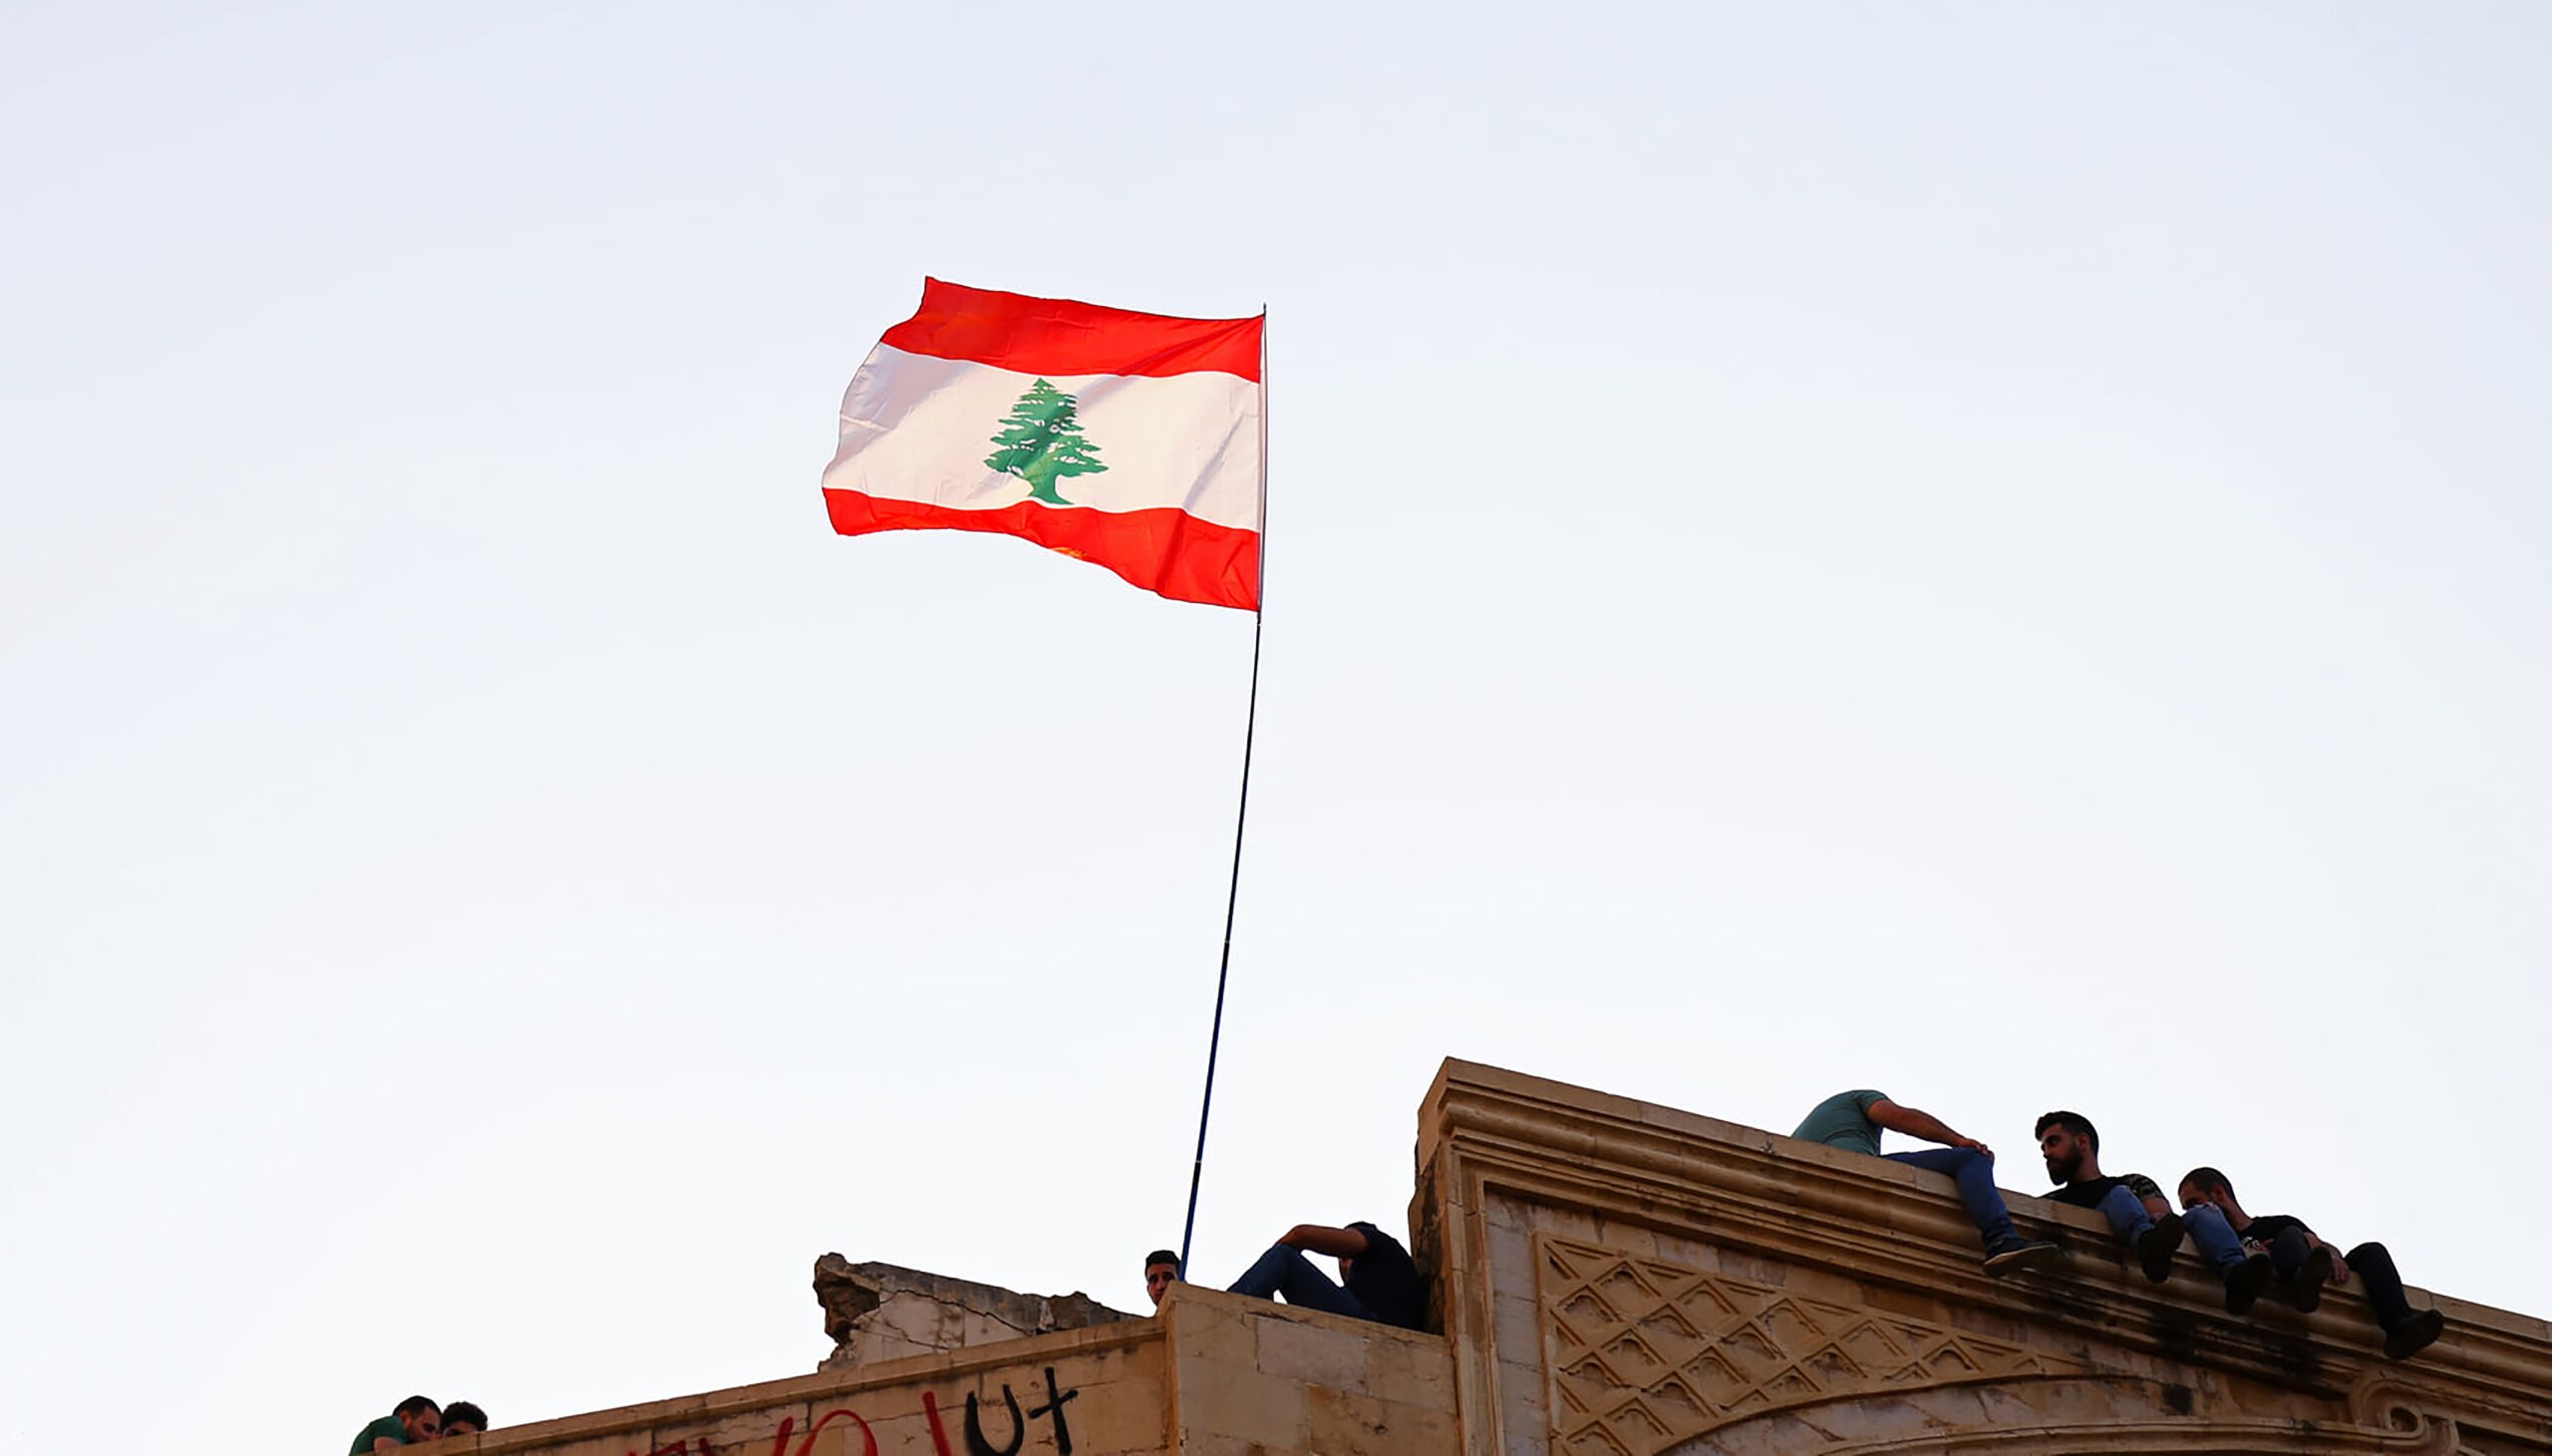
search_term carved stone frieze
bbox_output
[1534,1234,2086,1456]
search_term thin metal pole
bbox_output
[1177,611,1262,1280]
[1178,313,1269,1281]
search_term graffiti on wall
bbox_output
[625,1366,1081,1456]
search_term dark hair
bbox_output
[1143,1249,1180,1273]
[2179,1167,2234,1201]
[441,1402,488,1432]
[2034,1110,2098,1155]
[394,1397,441,1421]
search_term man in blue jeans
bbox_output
[1793,1090,2058,1274]
[2037,1110,2273,1312]
[2177,1166,2446,1359]
[1227,1220,1426,1329]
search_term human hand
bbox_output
[1955,1137,1993,1159]
[2329,1253,2351,1287]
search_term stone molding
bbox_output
[1414,1058,2552,1456]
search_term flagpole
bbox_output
[1177,311,1269,1282]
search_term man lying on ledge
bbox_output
[1227,1220,1426,1330]
[2178,1166,2447,1360]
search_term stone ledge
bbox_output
[1418,1056,2552,1445]
[1158,1282,1449,1362]
[1428,1057,2549,1339]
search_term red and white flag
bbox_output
[821,279,1265,611]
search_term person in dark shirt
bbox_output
[1227,1220,1426,1330]
[2178,1166,2446,1360]
[439,1402,488,1439]
[2037,1110,2272,1312]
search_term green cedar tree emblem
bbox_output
[984,378,1108,505]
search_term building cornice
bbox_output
[1416,1058,2551,1454]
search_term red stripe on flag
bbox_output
[881,278,1264,384]
[823,490,1261,612]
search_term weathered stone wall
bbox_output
[1415,1059,2552,1456]
[811,1256,1133,1371]
[445,1285,1449,1456]
[472,1321,1163,1456]
[1159,1284,1457,1456]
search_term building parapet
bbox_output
[1414,1057,2552,1455]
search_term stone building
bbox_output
[458,1061,2550,1456]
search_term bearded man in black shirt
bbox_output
[2178,1166,2446,1360]
[2037,1110,2274,1313]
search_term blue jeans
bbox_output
[1228,1245,1372,1319]
[1884,1147,2020,1248]
[2091,1186,2246,1273]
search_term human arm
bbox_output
[2120,1173,2172,1221]
[373,1441,404,1454]
[1277,1224,1372,1259]
[1866,1099,1991,1158]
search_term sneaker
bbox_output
[2136,1213,2186,1283]
[1983,1239,2060,1276]
[2223,1252,2274,1315]
[2384,1308,2446,1361]
[2289,1245,2334,1313]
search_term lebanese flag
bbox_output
[821,279,1265,611]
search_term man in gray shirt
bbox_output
[1794,1090,2057,1275]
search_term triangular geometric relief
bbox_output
[1533,1234,2088,1456]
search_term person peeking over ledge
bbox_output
[1143,1249,1181,1309]
[439,1402,489,1440]
[350,1397,439,1454]
[1227,1220,1425,1329]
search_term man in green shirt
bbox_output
[350,1396,440,1454]
[1792,1090,2058,1275]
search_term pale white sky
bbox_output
[5,2,2548,1449]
